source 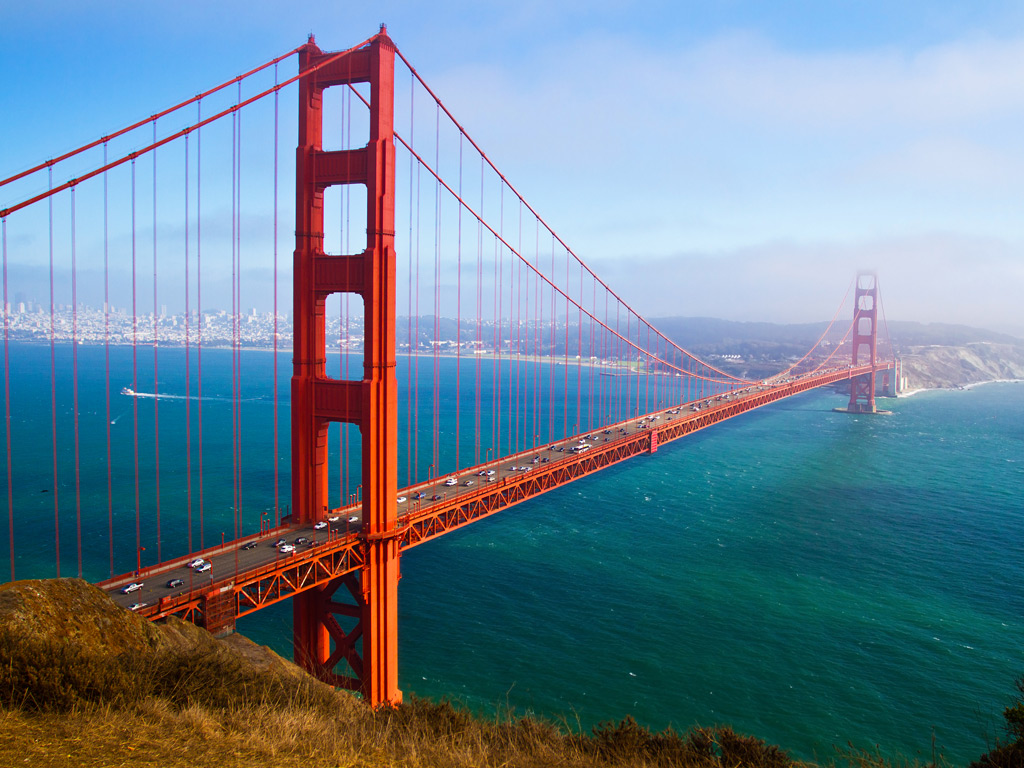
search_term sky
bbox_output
[2,1,1024,336]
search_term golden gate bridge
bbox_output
[0,27,895,706]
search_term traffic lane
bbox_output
[108,390,797,609]
[106,518,365,610]
[398,412,684,508]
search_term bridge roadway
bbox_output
[98,363,882,629]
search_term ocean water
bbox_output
[2,342,1022,765]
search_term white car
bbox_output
[463,480,474,487]
[444,477,458,486]
[195,562,212,573]
[129,602,148,611]
[121,582,143,594]
[328,516,340,522]
[278,544,295,553]
[396,496,407,503]
[188,558,205,569]
[314,521,327,530]
[347,516,359,523]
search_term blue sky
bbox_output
[3,1,1024,335]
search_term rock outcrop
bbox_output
[899,342,1024,391]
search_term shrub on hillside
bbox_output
[971,676,1024,768]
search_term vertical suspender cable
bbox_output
[491,185,499,462]
[414,108,422,480]
[565,246,573,438]
[236,83,244,536]
[185,134,193,552]
[580,271,587,432]
[548,235,554,443]
[2,217,13,581]
[589,275,595,432]
[196,100,205,550]
[644,324,650,416]
[131,159,140,574]
[152,123,162,564]
[273,65,280,525]
[474,158,482,465]
[231,103,239,542]
[536,218,544,450]
[630,315,638,417]
[103,143,113,577]
[455,134,463,469]
[71,188,82,577]
[47,169,60,577]
[513,200,522,454]
[432,104,441,475]
[406,73,414,486]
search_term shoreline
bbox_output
[899,378,1024,398]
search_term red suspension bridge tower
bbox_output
[291,27,401,705]
[845,272,880,414]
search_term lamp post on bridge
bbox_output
[136,546,145,577]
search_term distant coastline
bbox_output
[897,341,1024,393]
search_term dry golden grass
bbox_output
[0,580,981,768]
[0,698,833,768]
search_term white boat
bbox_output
[120,386,136,396]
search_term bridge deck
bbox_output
[99,364,883,628]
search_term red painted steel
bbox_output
[115,363,893,635]
[291,27,401,706]
[847,273,879,413]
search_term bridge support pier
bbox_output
[291,28,401,706]
[838,273,879,414]
[834,273,894,415]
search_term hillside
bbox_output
[899,342,1024,391]
[0,578,808,768]
[0,573,1020,767]
[652,317,1024,390]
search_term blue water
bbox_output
[1,341,1022,765]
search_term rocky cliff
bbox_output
[899,342,1024,391]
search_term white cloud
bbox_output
[416,29,1024,340]
[596,233,1024,337]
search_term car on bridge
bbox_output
[188,558,206,569]
[444,477,458,486]
[195,563,212,573]
[129,603,148,611]
[121,582,143,594]
[314,521,327,529]
[166,578,184,589]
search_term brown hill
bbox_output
[0,578,812,768]
[900,342,1024,391]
